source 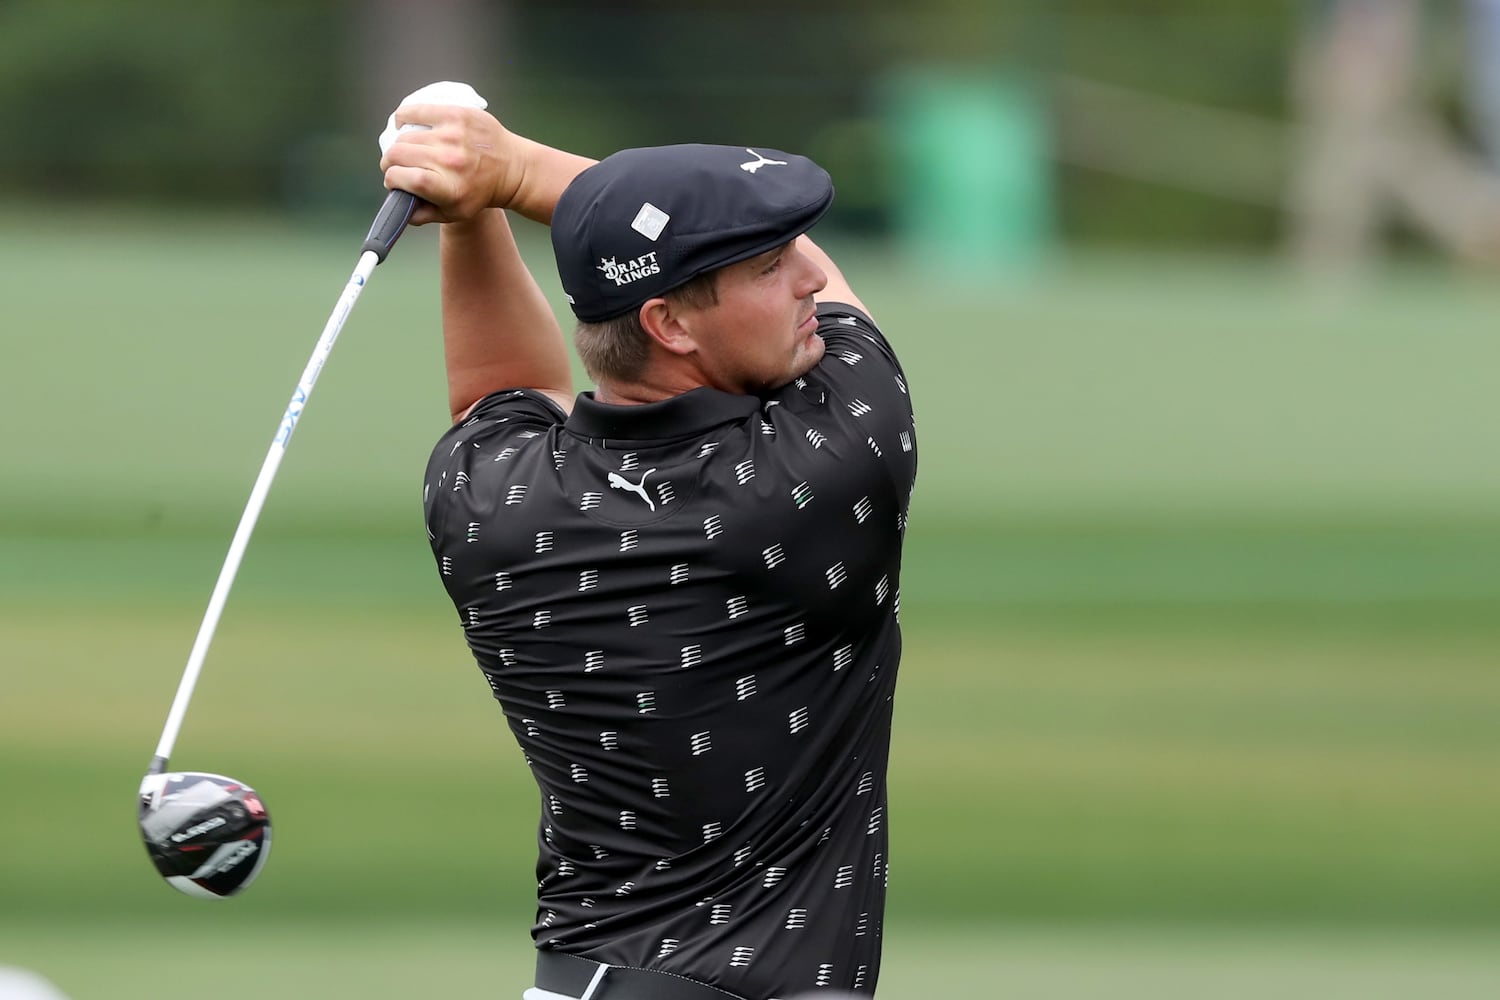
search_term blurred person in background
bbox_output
[380,93,916,1000]
[1465,0,1500,170]
[1288,0,1500,272]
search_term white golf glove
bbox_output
[378,81,488,155]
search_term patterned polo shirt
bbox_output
[423,302,917,999]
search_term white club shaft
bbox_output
[152,250,382,765]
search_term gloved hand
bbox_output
[378,80,488,156]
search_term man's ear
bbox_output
[639,297,699,357]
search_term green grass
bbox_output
[6,203,1500,533]
[4,919,1500,999]
[4,598,1498,925]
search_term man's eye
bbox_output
[763,256,783,274]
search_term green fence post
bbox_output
[881,70,1054,278]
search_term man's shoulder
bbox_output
[425,388,570,490]
[814,302,896,363]
[809,302,909,402]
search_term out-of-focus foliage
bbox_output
[0,0,345,204]
[0,1,1488,244]
[0,0,1302,245]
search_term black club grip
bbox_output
[361,189,418,262]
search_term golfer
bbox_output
[382,100,917,1000]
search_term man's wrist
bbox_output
[499,138,597,225]
[482,124,522,213]
[498,135,545,217]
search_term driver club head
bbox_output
[138,771,272,899]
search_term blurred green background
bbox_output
[3,2,1500,998]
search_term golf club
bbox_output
[137,189,417,899]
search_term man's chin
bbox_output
[753,334,826,393]
[793,332,826,375]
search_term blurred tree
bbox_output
[9,0,1494,257]
[351,0,506,130]
[0,0,343,204]
[279,0,511,215]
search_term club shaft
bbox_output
[151,249,382,768]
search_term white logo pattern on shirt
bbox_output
[435,308,913,997]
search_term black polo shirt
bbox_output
[423,303,916,999]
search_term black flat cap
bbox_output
[551,144,834,322]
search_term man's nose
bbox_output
[797,249,828,295]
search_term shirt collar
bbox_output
[565,386,761,442]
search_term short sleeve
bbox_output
[423,388,570,549]
[463,387,571,428]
